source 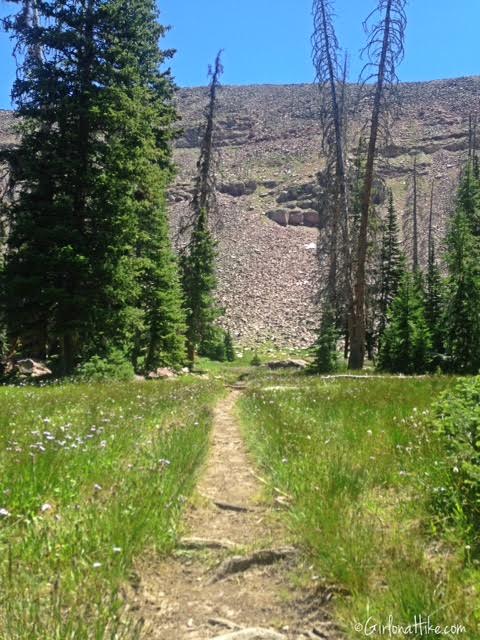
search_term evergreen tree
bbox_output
[377,192,405,339]
[182,209,220,364]
[424,241,444,359]
[444,209,480,374]
[224,331,235,362]
[314,305,339,373]
[378,271,432,374]
[182,52,223,365]
[1,0,185,373]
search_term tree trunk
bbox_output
[349,0,394,370]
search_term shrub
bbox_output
[224,332,235,362]
[76,350,134,382]
[198,327,227,362]
[251,351,261,367]
[314,307,339,373]
[428,377,480,550]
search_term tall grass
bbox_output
[0,378,222,638]
[240,376,479,638]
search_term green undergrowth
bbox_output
[0,377,222,638]
[239,375,480,638]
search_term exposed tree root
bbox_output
[178,536,238,551]
[213,547,297,582]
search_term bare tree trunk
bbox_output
[348,0,406,369]
[428,178,435,260]
[412,154,419,271]
[312,0,352,321]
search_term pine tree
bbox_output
[182,210,220,364]
[424,183,444,359]
[224,332,235,362]
[444,208,480,374]
[314,305,339,373]
[182,52,223,365]
[2,0,185,373]
[377,192,405,339]
[378,271,432,374]
[424,245,444,358]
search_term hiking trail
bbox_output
[126,387,342,640]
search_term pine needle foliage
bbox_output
[182,52,223,365]
[1,0,186,374]
[378,271,432,374]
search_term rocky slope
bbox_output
[170,78,480,347]
[1,77,479,348]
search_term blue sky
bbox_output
[0,1,479,108]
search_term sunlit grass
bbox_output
[239,375,480,638]
[0,378,222,638]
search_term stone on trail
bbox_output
[210,628,286,640]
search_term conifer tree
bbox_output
[182,209,220,364]
[2,0,185,373]
[444,169,480,373]
[378,271,432,374]
[314,305,339,373]
[377,191,405,339]
[182,52,223,365]
[224,331,235,362]
[424,183,444,358]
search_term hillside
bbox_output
[2,77,480,347]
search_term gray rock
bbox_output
[266,209,288,226]
[219,181,257,197]
[211,629,286,640]
[288,209,304,226]
[267,359,309,370]
[16,359,52,379]
[147,367,177,379]
[303,209,323,227]
[261,179,279,189]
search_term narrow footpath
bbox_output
[126,387,342,640]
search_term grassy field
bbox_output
[0,377,222,639]
[239,372,480,638]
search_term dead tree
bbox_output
[312,0,352,322]
[348,0,407,370]
[412,153,419,271]
[178,50,223,243]
[428,178,435,261]
[181,51,223,364]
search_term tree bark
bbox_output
[349,0,394,370]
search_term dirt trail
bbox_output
[127,387,341,640]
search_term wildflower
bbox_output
[366,429,373,436]
[0,508,10,518]
[453,466,460,474]
[41,503,53,513]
